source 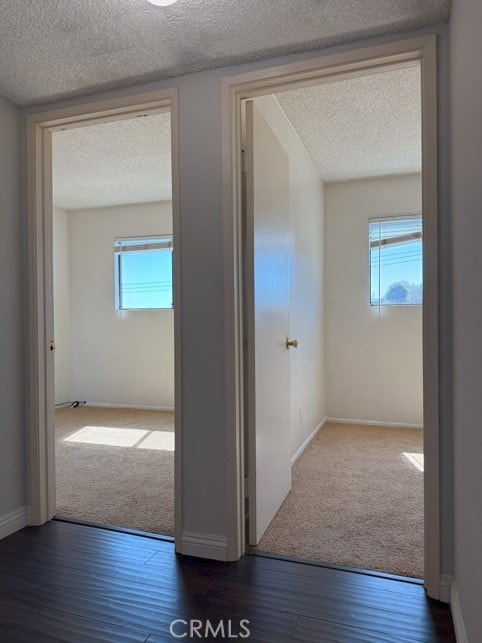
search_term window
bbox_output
[114,236,173,310]
[369,215,422,306]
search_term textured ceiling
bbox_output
[274,65,421,182]
[53,67,420,210]
[52,112,171,210]
[0,0,451,107]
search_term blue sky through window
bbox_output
[116,237,173,309]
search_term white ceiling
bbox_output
[52,66,420,210]
[52,112,171,210]
[0,0,451,107]
[275,65,421,182]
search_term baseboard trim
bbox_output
[439,573,452,604]
[326,417,423,429]
[450,580,468,643]
[291,418,327,465]
[0,506,30,540]
[83,403,175,412]
[180,531,228,561]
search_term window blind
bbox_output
[114,236,173,254]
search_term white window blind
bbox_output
[369,216,423,306]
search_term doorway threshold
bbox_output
[53,515,175,543]
[246,549,424,585]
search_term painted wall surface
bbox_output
[53,206,71,405]
[21,27,453,564]
[254,96,325,458]
[325,175,423,426]
[450,0,482,638]
[68,201,174,408]
[0,95,25,517]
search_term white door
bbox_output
[245,100,292,545]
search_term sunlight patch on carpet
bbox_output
[64,425,174,450]
[403,452,424,471]
[136,431,174,451]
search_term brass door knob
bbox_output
[286,338,299,349]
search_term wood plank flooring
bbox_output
[0,521,455,642]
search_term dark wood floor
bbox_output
[0,521,455,642]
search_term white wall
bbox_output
[53,206,71,405]
[254,96,326,458]
[67,201,174,408]
[0,95,26,526]
[450,0,482,639]
[325,175,423,426]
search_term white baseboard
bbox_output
[326,417,423,429]
[439,573,452,604]
[291,418,327,465]
[450,580,468,643]
[0,506,30,540]
[180,531,228,561]
[83,403,175,412]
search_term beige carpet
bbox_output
[55,407,174,536]
[56,411,423,578]
[252,422,424,579]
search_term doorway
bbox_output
[224,36,440,597]
[51,111,175,535]
[27,91,182,543]
[244,66,424,578]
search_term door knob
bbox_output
[286,338,299,349]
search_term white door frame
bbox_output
[222,35,441,598]
[26,89,183,545]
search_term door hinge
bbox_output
[49,340,56,354]
[241,149,252,175]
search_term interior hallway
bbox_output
[0,520,454,642]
